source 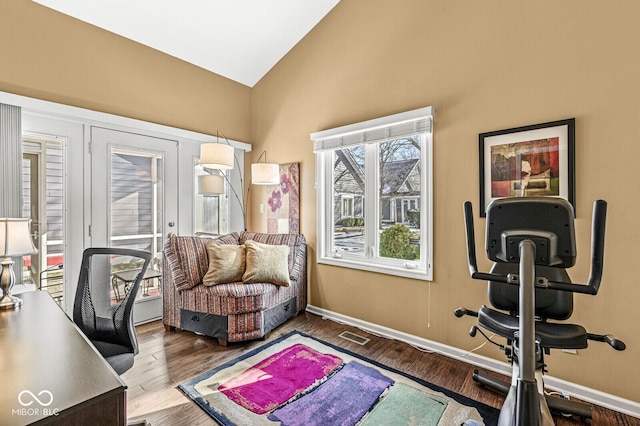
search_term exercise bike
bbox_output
[455,197,625,425]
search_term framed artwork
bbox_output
[479,118,575,217]
[264,162,300,234]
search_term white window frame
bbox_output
[312,106,434,280]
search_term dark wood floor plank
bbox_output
[123,312,639,426]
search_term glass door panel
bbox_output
[91,127,178,323]
[22,137,65,306]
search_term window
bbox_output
[194,162,230,235]
[109,147,164,258]
[107,147,165,303]
[341,195,354,218]
[312,107,433,280]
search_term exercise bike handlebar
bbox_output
[464,200,607,296]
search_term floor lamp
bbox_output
[200,131,280,231]
[0,218,37,310]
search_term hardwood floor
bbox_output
[123,312,639,425]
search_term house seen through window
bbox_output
[312,106,433,280]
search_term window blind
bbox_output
[0,103,22,217]
[311,106,433,153]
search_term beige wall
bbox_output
[251,0,640,402]
[2,0,638,405]
[0,0,251,141]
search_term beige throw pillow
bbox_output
[242,240,291,286]
[203,242,246,286]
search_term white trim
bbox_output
[424,130,433,278]
[305,305,640,420]
[318,256,430,281]
[0,91,252,151]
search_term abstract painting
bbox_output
[265,162,300,234]
[479,119,575,216]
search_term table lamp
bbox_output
[0,218,37,310]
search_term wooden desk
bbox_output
[0,291,126,425]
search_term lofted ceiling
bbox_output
[32,0,340,87]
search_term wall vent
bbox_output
[338,331,370,345]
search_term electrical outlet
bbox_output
[260,203,264,214]
[562,349,578,354]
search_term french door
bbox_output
[22,138,65,304]
[90,126,178,323]
[20,112,84,314]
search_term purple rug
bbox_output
[267,361,394,426]
[178,331,499,425]
[219,343,342,414]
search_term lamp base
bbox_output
[0,258,22,310]
[0,293,22,310]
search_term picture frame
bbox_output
[479,118,575,217]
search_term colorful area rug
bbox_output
[178,331,499,425]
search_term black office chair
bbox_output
[73,247,151,375]
[455,198,625,424]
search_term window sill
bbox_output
[318,256,432,281]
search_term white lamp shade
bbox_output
[198,174,225,195]
[200,143,234,170]
[0,218,37,257]
[251,163,280,185]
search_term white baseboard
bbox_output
[305,304,640,419]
